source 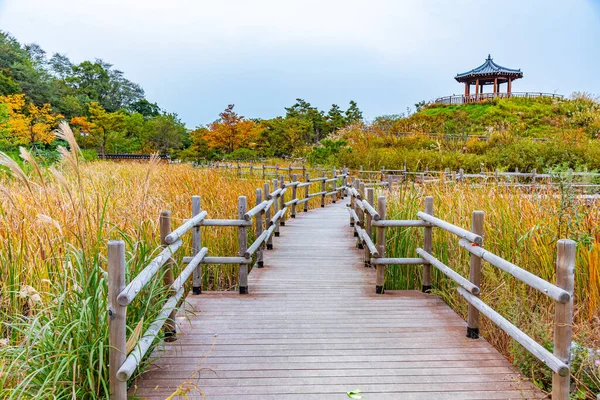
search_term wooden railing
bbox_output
[435,92,564,105]
[102,153,170,160]
[347,178,576,399]
[199,161,339,179]
[106,169,349,399]
[357,167,600,192]
[203,163,600,192]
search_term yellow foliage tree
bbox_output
[0,94,64,146]
[70,102,124,155]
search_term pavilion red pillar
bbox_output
[507,78,512,95]
[475,79,479,99]
[493,78,498,95]
[465,82,470,96]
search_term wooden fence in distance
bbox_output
[203,162,600,191]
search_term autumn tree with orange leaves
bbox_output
[203,104,260,153]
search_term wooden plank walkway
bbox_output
[131,199,545,399]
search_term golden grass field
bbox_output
[0,146,598,397]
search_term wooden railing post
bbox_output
[262,164,265,179]
[279,176,286,226]
[192,196,202,294]
[387,174,393,191]
[467,210,485,338]
[291,174,298,218]
[108,240,127,400]
[357,181,365,249]
[275,164,279,178]
[320,171,326,207]
[160,210,177,340]
[255,188,264,268]
[332,168,337,203]
[365,187,374,268]
[552,239,576,400]
[264,183,273,249]
[342,167,348,197]
[353,178,360,237]
[422,196,434,293]
[375,196,386,294]
[238,196,248,294]
[273,179,280,237]
[304,173,310,213]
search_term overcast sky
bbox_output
[0,0,599,128]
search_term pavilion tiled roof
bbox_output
[455,55,523,82]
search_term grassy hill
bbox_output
[332,95,600,172]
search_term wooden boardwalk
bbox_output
[131,199,544,399]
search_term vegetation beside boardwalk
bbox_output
[0,153,263,397]
[384,183,599,397]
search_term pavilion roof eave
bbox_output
[455,73,523,83]
[455,55,523,83]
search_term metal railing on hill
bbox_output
[435,92,564,105]
[347,178,575,400]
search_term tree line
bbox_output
[0,31,364,162]
[0,31,187,158]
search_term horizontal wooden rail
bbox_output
[308,191,327,198]
[457,238,570,303]
[361,200,380,220]
[417,211,483,245]
[356,226,378,257]
[199,219,252,227]
[457,287,569,376]
[268,188,283,199]
[245,230,269,258]
[417,248,480,294]
[244,201,268,220]
[181,256,253,264]
[372,219,430,227]
[371,257,427,265]
[171,247,208,292]
[116,287,184,381]
[284,198,298,206]
[165,211,208,244]
[117,240,183,306]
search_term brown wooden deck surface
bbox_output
[131,199,545,399]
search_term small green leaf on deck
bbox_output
[347,389,363,399]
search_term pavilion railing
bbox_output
[435,92,564,105]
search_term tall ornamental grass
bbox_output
[0,139,267,397]
[382,182,599,397]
